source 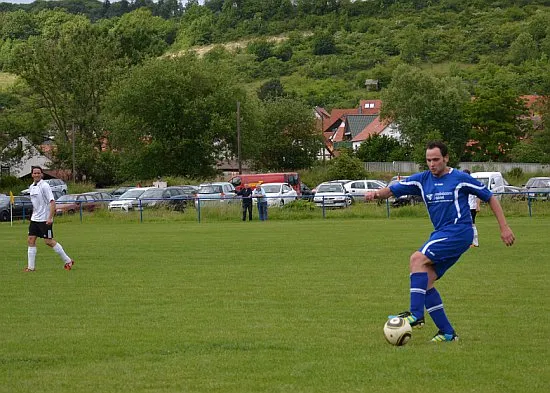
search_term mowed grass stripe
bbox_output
[0,217,548,393]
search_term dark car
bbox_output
[0,195,33,221]
[139,187,189,210]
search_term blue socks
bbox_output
[410,272,428,320]
[425,287,454,335]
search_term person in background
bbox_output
[252,182,268,221]
[463,169,480,247]
[365,141,514,342]
[24,166,75,272]
[236,183,253,221]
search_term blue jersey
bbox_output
[389,168,493,231]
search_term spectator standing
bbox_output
[252,182,268,221]
[236,183,253,221]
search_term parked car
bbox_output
[0,195,33,221]
[259,182,298,207]
[55,193,101,215]
[21,178,68,195]
[84,191,114,208]
[387,178,424,207]
[194,182,237,207]
[110,186,134,199]
[108,187,154,211]
[344,179,387,202]
[313,182,351,208]
[139,187,189,210]
[522,177,550,201]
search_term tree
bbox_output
[8,14,125,180]
[110,8,176,65]
[312,31,337,55]
[250,97,322,171]
[464,88,531,162]
[257,78,286,101]
[327,151,368,180]
[380,64,471,162]
[355,134,410,162]
[508,32,538,65]
[103,55,259,179]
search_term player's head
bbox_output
[31,166,44,182]
[463,169,471,175]
[425,141,449,177]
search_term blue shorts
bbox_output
[419,225,473,279]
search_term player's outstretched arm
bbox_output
[365,187,394,202]
[488,196,515,246]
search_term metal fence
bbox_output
[3,192,548,225]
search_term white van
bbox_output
[470,172,505,194]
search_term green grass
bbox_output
[1,216,548,393]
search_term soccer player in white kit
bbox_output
[24,166,75,272]
[366,141,514,342]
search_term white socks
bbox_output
[53,243,72,263]
[472,225,479,247]
[27,247,37,270]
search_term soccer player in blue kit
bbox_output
[366,141,515,342]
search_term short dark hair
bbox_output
[31,166,43,173]
[463,169,471,174]
[426,140,448,157]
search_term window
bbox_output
[351,182,365,189]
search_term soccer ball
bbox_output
[383,317,412,346]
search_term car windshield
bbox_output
[263,185,281,193]
[527,178,550,188]
[199,185,222,194]
[120,189,145,199]
[317,184,343,193]
[141,189,165,198]
[475,177,489,187]
[57,195,75,202]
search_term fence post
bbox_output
[79,201,83,223]
[386,199,390,218]
[139,200,143,223]
[528,196,532,218]
[197,199,201,223]
[322,196,326,219]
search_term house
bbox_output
[0,137,51,179]
[318,100,401,156]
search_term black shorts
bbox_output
[28,221,54,239]
[470,209,477,224]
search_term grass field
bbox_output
[1,216,548,393]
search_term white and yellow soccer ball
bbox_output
[383,317,412,346]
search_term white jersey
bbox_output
[29,179,54,222]
[468,193,478,210]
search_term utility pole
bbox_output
[237,101,242,174]
[72,124,76,182]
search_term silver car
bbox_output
[108,187,153,211]
[522,177,550,201]
[194,182,237,207]
[313,182,350,208]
